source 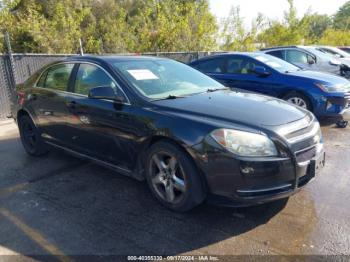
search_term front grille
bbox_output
[345,93,350,100]
[277,114,321,145]
[284,122,318,143]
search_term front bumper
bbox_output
[318,93,350,117]
[194,142,325,207]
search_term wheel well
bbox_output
[17,109,30,121]
[145,136,199,162]
[140,136,188,165]
[147,136,179,149]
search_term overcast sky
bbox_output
[210,0,348,24]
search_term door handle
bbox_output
[66,100,77,109]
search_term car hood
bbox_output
[339,58,350,66]
[285,70,349,85]
[153,90,307,127]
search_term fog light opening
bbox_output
[326,101,332,110]
[240,166,255,175]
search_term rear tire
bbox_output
[145,141,206,212]
[18,115,49,156]
[283,92,312,111]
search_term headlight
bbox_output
[315,83,349,92]
[210,129,278,157]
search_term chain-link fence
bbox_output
[0,51,224,120]
[0,54,73,119]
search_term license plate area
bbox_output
[298,152,325,187]
[296,147,316,164]
[308,152,326,177]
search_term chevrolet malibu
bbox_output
[13,56,325,212]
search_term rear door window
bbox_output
[43,64,74,91]
[267,50,284,59]
[193,58,225,74]
[226,57,260,74]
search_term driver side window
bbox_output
[285,50,314,65]
[74,64,117,96]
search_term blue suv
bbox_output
[190,53,350,118]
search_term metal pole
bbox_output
[4,31,16,118]
[4,31,16,84]
[79,38,84,56]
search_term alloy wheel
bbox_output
[287,97,307,109]
[149,151,186,204]
[22,121,37,150]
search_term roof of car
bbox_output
[64,55,167,63]
[260,45,307,51]
[312,45,335,49]
[189,52,270,63]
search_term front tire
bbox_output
[283,92,312,111]
[145,141,206,212]
[18,115,48,156]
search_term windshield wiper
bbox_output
[285,68,304,73]
[165,95,185,99]
[206,87,228,93]
[152,95,187,101]
[152,88,228,101]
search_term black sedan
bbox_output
[13,56,325,212]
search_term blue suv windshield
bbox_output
[251,53,301,73]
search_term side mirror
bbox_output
[251,66,271,77]
[88,86,123,102]
[329,59,341,66]
[307,57,316,65]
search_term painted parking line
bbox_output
[0,183,28,198]
[0,208,70,262]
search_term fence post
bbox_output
[79,38,84,56]
[4,31,17,117]
[4,32,16,88]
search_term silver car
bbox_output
[260,46,347,78]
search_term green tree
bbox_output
[219,6,265,51]
[258,0,308,47]
[301,13,332,43]
[318,29,350,46]
[220,6,246,51]
[124,0,217,52]
[0,0,46,52]
[334,1,350,30]
[0,0,217,53]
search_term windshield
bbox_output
[112,59,224,99]
[252,53,301,73]
[319,47,350,58]
[303,47,335,60]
